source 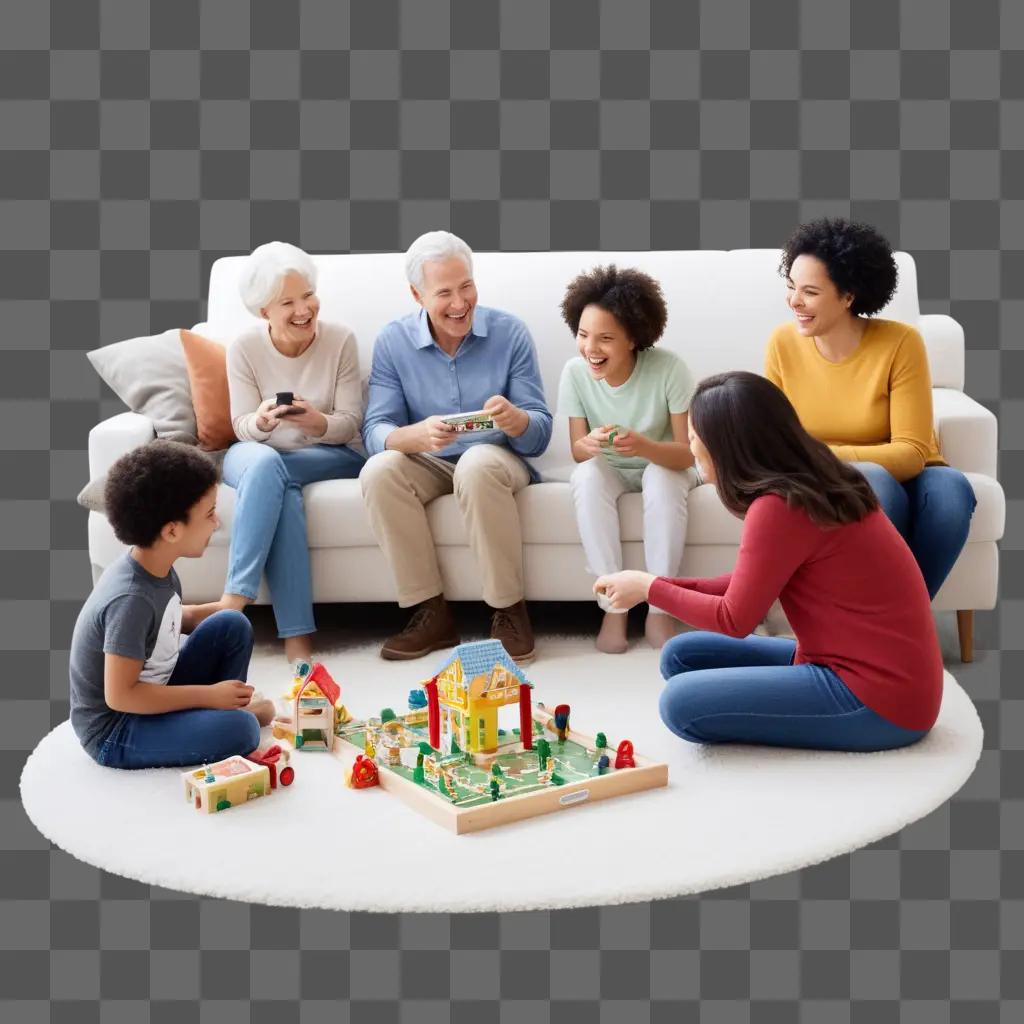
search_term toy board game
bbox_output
[272,640,669,835]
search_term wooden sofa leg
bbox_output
[956,610,974,664]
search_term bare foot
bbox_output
[596,611,628,654]
[249,698,277,728]
[645,612,681,650]
[284,634,314,665]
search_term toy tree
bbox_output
[553,704,571,742]
[450,734,461,754]
[408,689,427,710]
[489,779,500,801]
[380,707,396,724]
[413,741,432,785]
[491,763,504,779]
[595,732,607,750]
[535,737,551,768]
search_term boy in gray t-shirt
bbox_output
[69,441,272,769]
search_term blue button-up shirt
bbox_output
[362,306,553,468]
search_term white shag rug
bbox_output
[21,638,982,913]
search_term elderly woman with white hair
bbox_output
[216,241,364,662]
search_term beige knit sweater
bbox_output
[227,321,363,451]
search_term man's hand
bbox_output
[204,680,255,710]
[574,424,613,459]
[611,428,649,458]
[483,395,530,437]
[383,415,455,454]
[593,570,656,612]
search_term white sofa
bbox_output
[88,249,1004,660]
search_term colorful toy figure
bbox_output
[614,739,636,769]
[347,754,380,789]
[553,704,571,743]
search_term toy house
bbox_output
[423,640,534,757]
[182,756,270,813]
[290,662,342,752]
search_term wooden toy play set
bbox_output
[269,639,668,834]
[182,745,293,814]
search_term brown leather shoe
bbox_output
[490,599,535,664]
[381,595,460,661]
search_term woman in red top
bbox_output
[595,371,943,752]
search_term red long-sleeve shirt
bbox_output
[648,494,943,731]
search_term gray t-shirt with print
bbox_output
[69,551,183,760]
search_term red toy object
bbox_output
[349,754,380,789]
[246,744,294,789]
[614,739,635,769]
[307,662,341,705]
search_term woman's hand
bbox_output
[281,396,328,437]
[593,570,656,611]
[574,424,613,459]
[254,397,282,433]
[611,428,649,458]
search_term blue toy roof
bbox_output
[434,639,531,687]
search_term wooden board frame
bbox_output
[330,703,668,835]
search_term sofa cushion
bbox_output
[180,329,235,452]
[87,329,198,444]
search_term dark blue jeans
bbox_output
[98,610,260,770]
[659,632,929,753]
[852,462,976,600]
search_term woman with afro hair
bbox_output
[558,265,697,654]
[766,218,976,613]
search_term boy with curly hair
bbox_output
[558,265,698,654]
[69,441,274,769]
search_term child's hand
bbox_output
[612,428,647,457]
[575,425,612,458]
[205,680,255,710]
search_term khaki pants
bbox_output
[360,444,532,609]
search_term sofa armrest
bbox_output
[932,388,997,478]
[88,412,156,478]
[919,313,965,390]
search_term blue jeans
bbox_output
[223,441,365,638]
[98,610,260,769]
[658,632,929,753]
[852,462,976,600]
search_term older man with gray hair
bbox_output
[360,231,552,662]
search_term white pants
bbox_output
[570,456,696,614]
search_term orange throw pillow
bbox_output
[179,329,235,451]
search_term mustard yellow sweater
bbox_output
[765,318,944,483]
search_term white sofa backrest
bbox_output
[205,248,946,393]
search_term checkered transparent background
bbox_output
[2,0,1023,1019]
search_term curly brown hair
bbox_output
[690,372,879,528]
[780,218,898,317]
[559,265,668,351]
[105,440,220,547]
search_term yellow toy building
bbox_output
[182,756,270,813]
[424,640,533,757]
